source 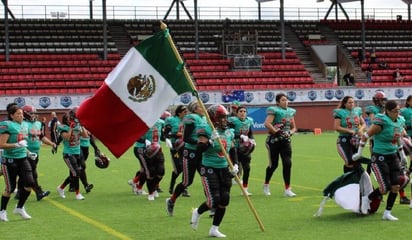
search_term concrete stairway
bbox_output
[283,24,325,82]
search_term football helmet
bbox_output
[22,105,37,121]
[160,111,171,120]
[372,91,387,107]
[402,137,412,155]
[207,104,228,129]
[145,142,161,159]
[238,139,255,155]
[95,153,110,169]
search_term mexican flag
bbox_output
[314,168,374,216]
[77,26,194,158]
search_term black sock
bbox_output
[17,189,30,208]
[1,195,10,211]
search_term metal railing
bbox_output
[0,4,409,21]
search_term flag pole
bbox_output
[160,21,265,232]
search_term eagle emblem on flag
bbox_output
[127,74,156,102]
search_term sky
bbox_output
[6,0,410,9]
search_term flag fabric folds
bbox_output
[77,27,193,158]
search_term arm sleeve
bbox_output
[89,135,100,153]
[229,147,238,165]
[183,123,198,145]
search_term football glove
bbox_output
[15,140,27,148]
[28,152,37,160]
[230,164,239,176]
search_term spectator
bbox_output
[369,47,377,63]
[392,68,404,83]
[357,48,364,64]
[378,61,389,70]
[366,64,373,83]
[343,72,355,86]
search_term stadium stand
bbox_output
[325,19,412,86]
[2,18,412,95]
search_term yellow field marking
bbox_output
[47,198,133,240]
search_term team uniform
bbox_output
[78,135,94,193]
[166,112,206,215]
[164,115,186,194]
[56,121,85,200]
[0,119,34,221]
[190,104,237,238]
[363,113,404,219]
[264,105,296,196]
[400,106,412,137]
[334,107,369,172]
[228,115,255,194]
[19,119,51,200]
[135,119,166,200]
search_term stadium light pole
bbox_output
[256,0,285,59]
[194,0,199,59]
[3,0,9,62]
[89,0,94,19]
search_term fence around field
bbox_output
[0,4,409,21]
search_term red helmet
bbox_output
[95,153,110,169]
[207,104,228,127]
[368,192,382,214]
[22,105,36,121]
[238,139,255,155]
[402,137,412,155]
[145,142,161,159]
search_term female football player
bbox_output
[163,105,190,195]
[333,96,367,173]
[228,105,255,195]
[263,93,297,197]
[15,105,56,201]
[0,103,34,221]
[56,108,89,200]
[399,95,412,204]
[354,100,406,220]
[190,104,238,238]
[166,100,206,216]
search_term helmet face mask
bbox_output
[207,105,228,129]
[373,91,387,107]
[95,153,110,169]
[22,105,37,121]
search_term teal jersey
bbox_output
[372,113,404,155]
[400,107,412,136]
[80,136,90,147]
[58,124,82,155]
[266,106,296,132]
[228,116,254,147]
[333,107,363,137]
[165,115,182,145]
[199,124,234,169]
[364,105,383,116]
[183,113,206,150]
[0,120,29,159]
[26,120,43,153]
[135,119,164,148]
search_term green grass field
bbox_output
[0,132,409,239]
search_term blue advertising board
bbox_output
[247,107,267,133]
